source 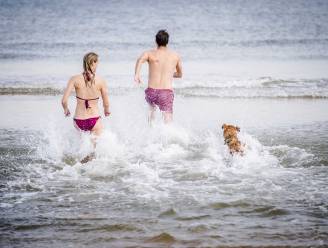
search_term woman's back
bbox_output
[61,52,110,141]
[74,74,102,119]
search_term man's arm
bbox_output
[61,77,75,116]
[173,56,182,78]
[134,52,149,84]
[100,79,110,116]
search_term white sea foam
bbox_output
[39,118,307,175]
[268,144,315,168]
[19,98,322,213]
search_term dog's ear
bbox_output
[222,124,226,129]
[236,126,240,132]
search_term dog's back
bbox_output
[221,124,243,155]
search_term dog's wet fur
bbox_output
[222,124,244,155]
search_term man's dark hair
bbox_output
[156,30,169,47]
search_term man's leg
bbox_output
[145,88,156,125]
[163,111,173,123]
[148,105,156,125]
[158,89,174,124]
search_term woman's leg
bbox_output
[81,119,103,164]
[91,118,103,137]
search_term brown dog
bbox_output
[222,124,244,155]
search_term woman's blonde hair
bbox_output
[83,52,98,87]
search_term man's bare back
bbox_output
[135,47,182,89]
[134,30,182,123]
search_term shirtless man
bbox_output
[134,30,182,123]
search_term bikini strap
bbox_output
[76,96,99,101]
[76,96,100,109]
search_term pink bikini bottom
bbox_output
[74,116,100,131]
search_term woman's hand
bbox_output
[104,109,111,117]
[64,108,71,117]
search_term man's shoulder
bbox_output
[168,49,180,58]
[147,49,157,54]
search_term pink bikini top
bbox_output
[76,96,99,109]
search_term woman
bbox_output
[61,52,110,161]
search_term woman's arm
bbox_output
[61,77,75,116]
[100,79,110,116]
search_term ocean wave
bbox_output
[1,88,327,99]
[1,77,327,98]
[175,89,328,99]
[238,38,328,48]
[185,38,328,48]
[0,87,62,95]
[2,38,328,49]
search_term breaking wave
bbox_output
[1,77,327,98]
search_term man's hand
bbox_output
[134,52,148,84]
[134,74,142,84]
[64,108,70,117]
[173,57,182,78]
[173,72,181,78]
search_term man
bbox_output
[134,30,182,123]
